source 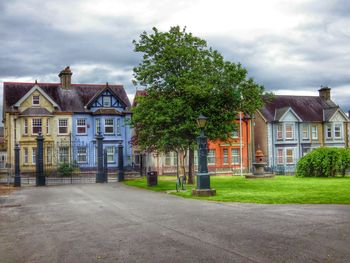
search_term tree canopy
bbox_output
[132,26,266,153]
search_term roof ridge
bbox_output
[4,82,123,87]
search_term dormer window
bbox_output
[33,95,40,105]
[103,96,111,107]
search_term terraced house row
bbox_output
[3,67,132,173]
[2,67,350,175]
[133,87,350,175]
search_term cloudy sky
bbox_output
[1,0,350,119]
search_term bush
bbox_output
[58,163,75,177]
[296,147,350,177]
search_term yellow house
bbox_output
[3,83,72,173]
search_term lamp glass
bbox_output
[196,114,207,128]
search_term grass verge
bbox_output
[123,176,350,204]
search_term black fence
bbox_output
[1,135,140,187]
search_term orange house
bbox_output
[207,113,253,175]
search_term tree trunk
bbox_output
[187,148,195,184]
[178,150,186,178]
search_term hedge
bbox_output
[296,147,350,177]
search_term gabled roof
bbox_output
[324,108,349,122]
[86,84,128,109]
[274,107,302,122]
[14,84,59,109]
[260,95,340,122]
[3,82,131,115]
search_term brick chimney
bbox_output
[59,66,72,89]
[318,86,331,100]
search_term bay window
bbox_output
[105,118,114,134]
[285,124,294,139]
[32,119,42,134]
[277,148,283,164]
[276,124,283,140]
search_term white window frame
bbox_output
[301,124,309,140]
[207,149,216,165]
[116,118,121,135]
[24,148,29,164]
[223,149,228,164]
[24,119,28,135]
[165,152,171,166]
[46,147,52,164]
[311,125,318,140]
[104,118,114,135]
[103,96,111,107]
[32,119,42,135]
[334,123,342,139]
[231,149,240,165]
[277,148,284,164]
[232,130,239,139]
[32,95,40,105]
[95,118,101,135]
[285,124,294,140]
[326,124,332,139]
[58,119,68,135]
[76,119,87,135]
[77,146,88,163]
[106,146,115,163]
[59,146,69,163]
[46,118,50,135]
[276,124,283,140]
[32,147,37,164]
[286,148,294,164]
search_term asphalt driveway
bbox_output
[0,183,349,263]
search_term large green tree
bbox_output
[132,26,266,183]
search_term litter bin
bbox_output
[147,171,158,186]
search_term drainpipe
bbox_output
[271,122,274,171]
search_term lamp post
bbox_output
[192,114,216,197]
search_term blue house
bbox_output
[254,87,350,174]
[71,84,132,169]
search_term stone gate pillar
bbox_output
[96,132,104,183]
[36,133,45,186]
[14,144,21,187]
[118,142,124,182]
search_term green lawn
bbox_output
[123,176,350,204]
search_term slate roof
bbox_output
[93,109,123,115]
[3,82,131,114]
[260,95,339,122]
[20,107,53,116]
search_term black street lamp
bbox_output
[192,114,216,196]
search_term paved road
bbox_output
[0,183,349,263]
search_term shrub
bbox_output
[58,163,75,177]
[296,147,350,177]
